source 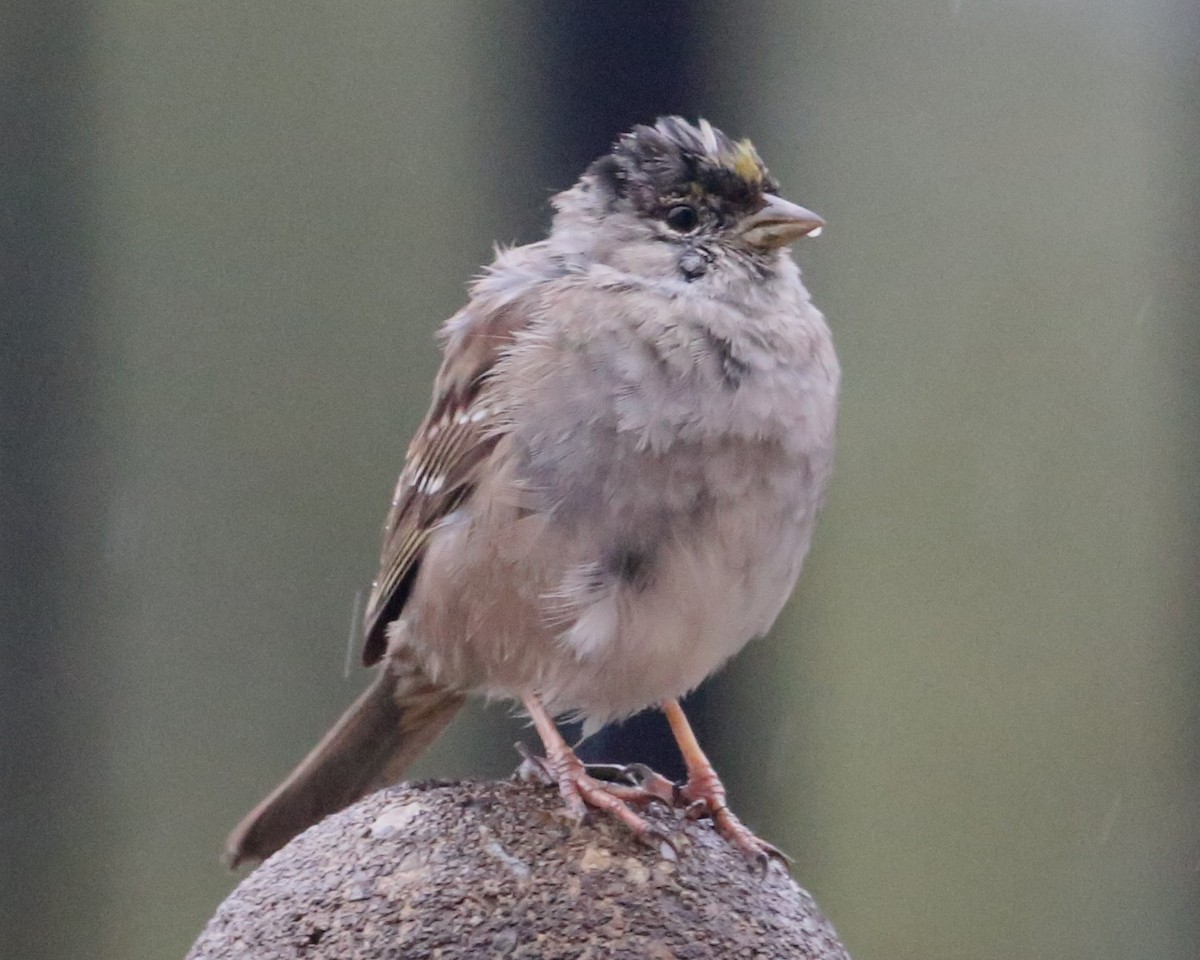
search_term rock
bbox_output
[189,779,851,959]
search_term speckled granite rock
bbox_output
[190,779,851,959]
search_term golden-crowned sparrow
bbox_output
[227,117,838,868]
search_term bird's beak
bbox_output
[738,193,825,249]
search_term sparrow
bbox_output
[226,116,839,868]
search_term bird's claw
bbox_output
[674,771,792,871]
[580,762,643,787]
[707,804,792,872]
[515,744,680,855]
[514,741,554,785]
[683,798,710,820]
[624,763,683,806]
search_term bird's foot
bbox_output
[582,761,680,807]
[678,769,790,871]
[515,744,678,855]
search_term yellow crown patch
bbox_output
[729,139,764,184]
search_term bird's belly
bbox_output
[403,431,826,727]
[540,476,817,725]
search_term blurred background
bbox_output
[3,2,1197,958]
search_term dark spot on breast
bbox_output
[701,329,752,389]
[605,546,654,592]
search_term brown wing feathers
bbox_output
[360,305,524,666]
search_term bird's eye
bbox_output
[665,203,699,233]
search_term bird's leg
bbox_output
[522,695,674,850]
[661,698,790,868]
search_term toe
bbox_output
[711,808,792,872]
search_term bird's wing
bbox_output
[360,299,529,665]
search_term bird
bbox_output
[226,116,839,869]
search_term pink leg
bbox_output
[523,695,674,850]
[662,698,789,868]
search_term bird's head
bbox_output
[551,117,823,281]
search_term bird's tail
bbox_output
[224,656,465,867]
